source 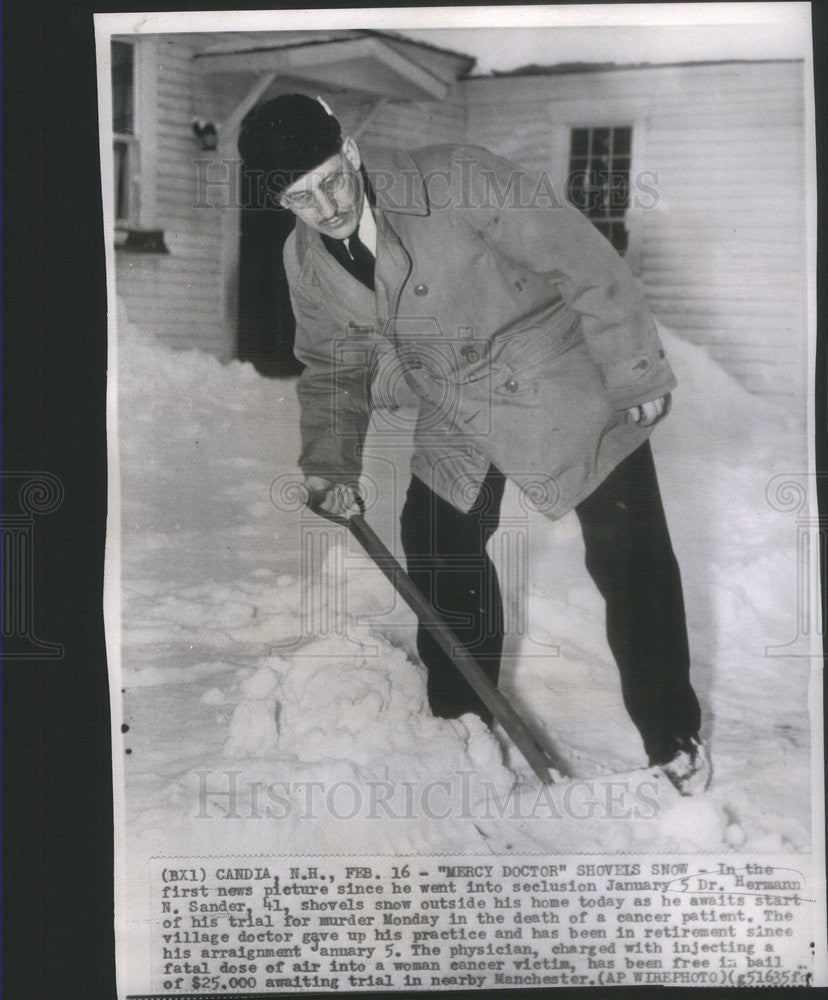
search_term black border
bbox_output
[2,2,825,999]
[3,0,113,997]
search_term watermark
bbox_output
[268,463,560,655]
[1,471,65,659]
[327,317,502,442]
[764,473,826,657]
[193,157,659,214]
[193,768,662,823]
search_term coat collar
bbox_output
[362,147,430,217]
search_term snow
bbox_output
[113,309,814,861]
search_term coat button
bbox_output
[414,283,429,296]
[461,346,480,362]
[504,378,519,393]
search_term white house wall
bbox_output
[116,38,230,357]
[329,91,466,149]
[117,51,808,406]
[462,61,808,404]
[115,37,466,359]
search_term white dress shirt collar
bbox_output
[355,194,377,256]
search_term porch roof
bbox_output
[190,29,475,101]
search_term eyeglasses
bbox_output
[280,166,350,212]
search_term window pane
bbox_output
[592,128,611,157]
[612,222,629,254]
[570,128,589,157]
[565,161,586,206]
[608,172,629,213]
[613,127,632,156]
[593,220,611,241]
[112,41,134,135]
[114,140,129,220]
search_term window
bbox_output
[110,37,163,251]
[567,126,632,255]
[112,40,140,225]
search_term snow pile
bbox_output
[115,312,814,859]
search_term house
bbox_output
[111,29,471,369]
[111,29,808,404]
[462,59,808,404]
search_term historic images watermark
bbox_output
[268,313,570,655]
[764,473,826,658]
[268,466,559,657]
[193,768,663,823]
[192,157,660,215]
[1,471,65,659]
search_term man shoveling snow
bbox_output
[237,94,711,796]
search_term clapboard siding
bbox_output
[313,90,467,148]
[117,45,466,358]
[117,47,808,404]
[463,61,808,403]
[116,37,230,357]
[356,96,466,148]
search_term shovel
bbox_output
[332,509,555,784]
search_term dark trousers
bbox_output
[399,442,701,764]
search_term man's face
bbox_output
[279,137,364,239]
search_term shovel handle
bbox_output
[346,514,553,784]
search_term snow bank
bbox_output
[115,313,813,858]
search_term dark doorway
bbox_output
[237,163,304,376]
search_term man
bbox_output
[237,94,711,795]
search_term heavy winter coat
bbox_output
[284,144,676,517]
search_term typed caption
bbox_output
[142,853,817,995]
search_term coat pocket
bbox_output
[491,312,582,382]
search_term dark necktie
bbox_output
[347,230,376,291]
[323,230,375,291]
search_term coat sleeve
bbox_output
[446,145,677,410]
[284,237,371,485]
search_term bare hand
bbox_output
[627,393,671,427]
[304,476,362,520]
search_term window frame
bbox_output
[111,36,158,241]
[549,116,647,275]
[567,125,632,254]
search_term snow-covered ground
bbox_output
[112,308,814,860]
